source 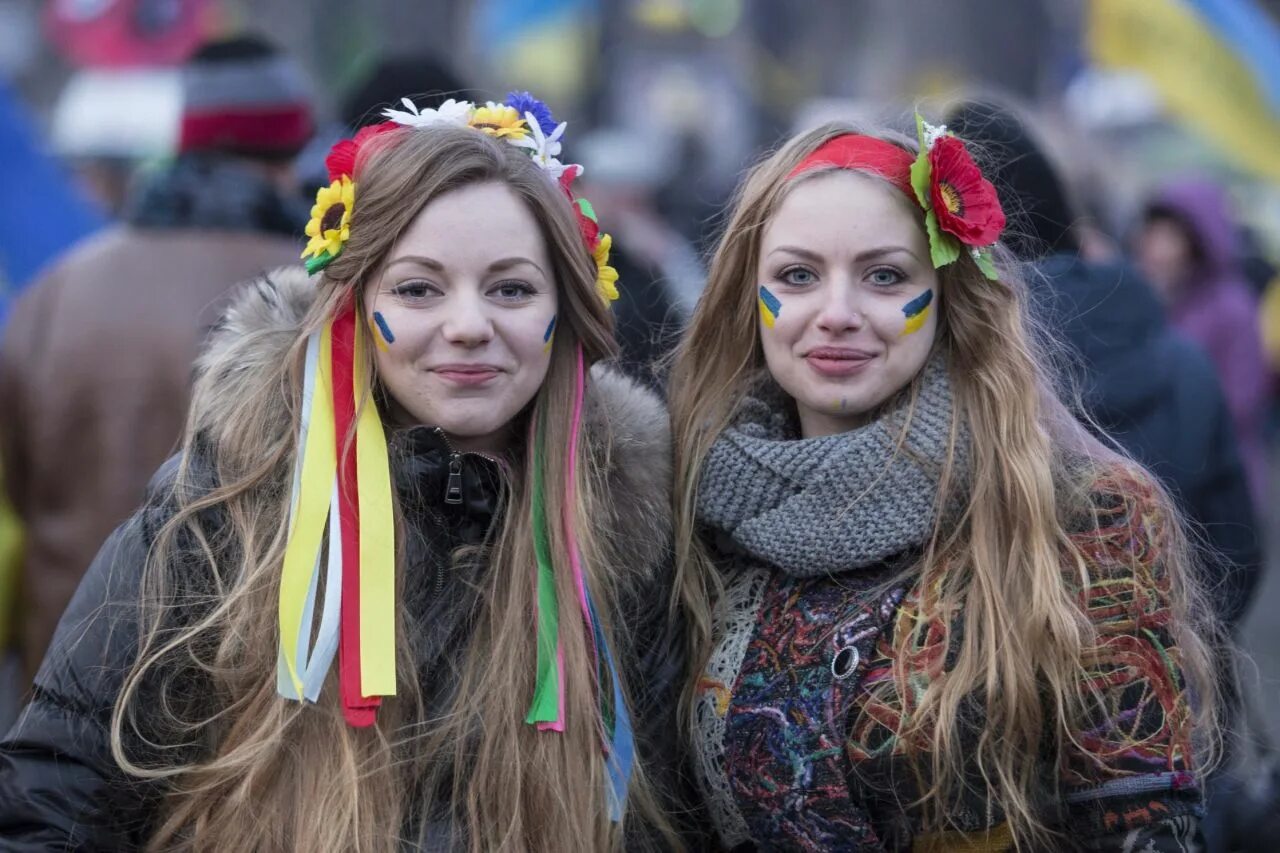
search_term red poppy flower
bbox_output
[927,135,1005,247]
[325,121,400,182]
[575,206,600,250]
[558,163,582,200]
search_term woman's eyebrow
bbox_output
[487,256,547,277]
[854,245,921,264]
[766,244,922,264]
[766,245,824,263]
[386,254,444,270]
[384,255,547,277]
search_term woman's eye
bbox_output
[492,281,537,301]
[780,267,817,286]
[868,267,904,287]
[391,281,438,300]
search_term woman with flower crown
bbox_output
[668,117,1222,851]
[0,93,690,851]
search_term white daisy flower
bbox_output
[510,112,573,178]
[382,97,474,128]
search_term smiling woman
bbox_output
[670,120,1222,851]
[754,170,940,436]
[0,95,692,852]
[368,182,559,451]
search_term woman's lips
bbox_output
[804,347,875,378]
[432,364,502,386]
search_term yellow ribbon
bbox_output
[352,316,397,696]
[278,324,336,696]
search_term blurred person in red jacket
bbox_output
[0,33,313,682]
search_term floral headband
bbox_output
[788,113,1006,279]
[300,91,619,304]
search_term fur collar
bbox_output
[189,265,672,579]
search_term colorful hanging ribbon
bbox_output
[524,344,634,821]
[277,304,396,727]
[525,409,564,731]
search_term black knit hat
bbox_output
[944,99,1080,262]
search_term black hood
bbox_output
[1032,253,1174,418]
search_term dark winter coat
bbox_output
[0,267,688,850]
[1032,253,1262,628]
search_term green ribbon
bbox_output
[525,409,562,725]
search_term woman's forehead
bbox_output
[761,171,927,262]
[390,181,550,272]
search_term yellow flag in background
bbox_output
[1088,0,1280,181]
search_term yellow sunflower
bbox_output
[593,233,619,303]
[468,102,529,140]
[301,176,355,267]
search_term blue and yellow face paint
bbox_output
[758,285,782,329]
[369,311,396,352]
[900,289,934,337]
[543,315,557,352]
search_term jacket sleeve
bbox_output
[1061,471,1205,850]
[0,514,164,850]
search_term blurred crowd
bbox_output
[2,3,1280,848]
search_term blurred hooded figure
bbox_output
[948,99,1262,631]
[1137,179,1272,513]
[0,33,313,682]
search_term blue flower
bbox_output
[504,91,556,137]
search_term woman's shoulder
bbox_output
[188,265,315,443]
[1058,455,1169,543]
[1061,461,1180,620]
[584,364,672,579]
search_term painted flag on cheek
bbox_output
[758,285,782,328]
[901,289,934,337]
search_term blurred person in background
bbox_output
[0,33,313,684]
[46,67,181,217]
[1135,178,1271,514]
[575,127,699,388]
[948,98,1262,633]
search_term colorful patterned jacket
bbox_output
[693,467,1205,852]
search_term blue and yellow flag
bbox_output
[1088,0,1280,181]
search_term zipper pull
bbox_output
[445,454,463,505]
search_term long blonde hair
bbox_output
[669,121,1221,847]
[111,126,674,851]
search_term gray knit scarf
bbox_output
[696,356,968,576]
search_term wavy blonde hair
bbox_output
[669,121,1222,848]
[110,126,675,851]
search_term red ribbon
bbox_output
[331,305,380,727]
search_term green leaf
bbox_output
[576,198,598,222]
[910,114,932,208]
[304,250,334,275]
[974,248,999,280]
[925,210,961,269]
